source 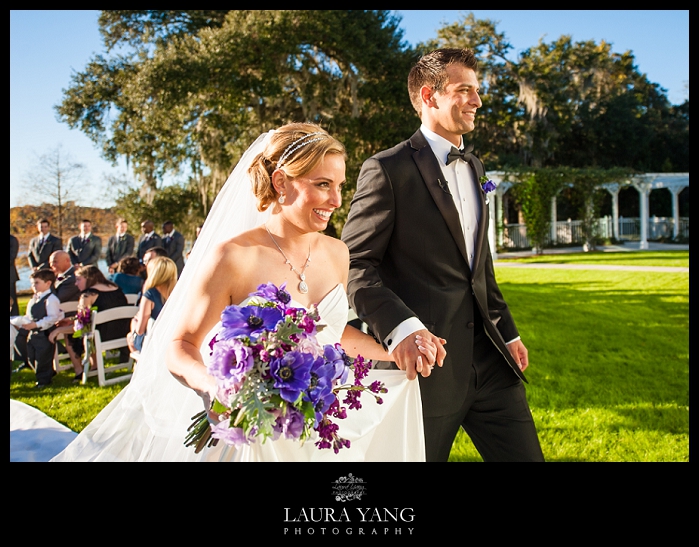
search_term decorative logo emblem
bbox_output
[332,473,366,502]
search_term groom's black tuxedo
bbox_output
[342,129,542,461]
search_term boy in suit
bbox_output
[10,269,64,387]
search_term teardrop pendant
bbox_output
[298,281,309,294]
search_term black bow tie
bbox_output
[446,145,474,165]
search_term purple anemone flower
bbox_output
[220,304,283,340]
[252,282,292,306]
[305,357,338,424]
[272,406,306,440]
[270,350,314,403]
[208,337,255,385]
[323,343,350,383]
[210,422,250,447]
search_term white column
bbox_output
[496,186,505,249]
[637,182,651,249]
[610,187,620,240]
[671,187,681,240]
[489,192,497,261]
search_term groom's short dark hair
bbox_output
[407,48,478,116]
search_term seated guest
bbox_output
[127,256,177,354]
[49,250,81,303]
[110,256,144,295]
[138,245,168,280]
[13,250,80,370]
[10,269,64,388]
[50,265,130,381]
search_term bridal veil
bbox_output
[52,133,274,461]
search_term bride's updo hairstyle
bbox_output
[248,122,346,211]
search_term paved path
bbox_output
[494,262,688,272]
[494,242,689,272]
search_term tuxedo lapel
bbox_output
[469,158,488,275]
[409,131,470,269]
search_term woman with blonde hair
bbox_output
[53,123,436,461]
[127,256,177,353]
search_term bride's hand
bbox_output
[199,377,227,424]
[415,334,446,378]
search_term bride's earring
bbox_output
[278,193,286,204]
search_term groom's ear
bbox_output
[421,85,436,108]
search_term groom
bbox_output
[341,48,544,462]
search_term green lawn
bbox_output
[449,252,689,462]
[11,251,689,461]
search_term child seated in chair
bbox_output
[10,269,63,388]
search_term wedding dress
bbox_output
[51,131,425,462]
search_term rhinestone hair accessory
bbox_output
[275,132,326,170]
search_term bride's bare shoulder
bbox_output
[317,233,349,266]
[214,226,268,257]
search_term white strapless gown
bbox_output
[52,284,425,461]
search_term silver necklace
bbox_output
[264,224,311,294]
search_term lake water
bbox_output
[15,257,110,293]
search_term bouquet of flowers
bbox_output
[72,306,97,338]
[185,282,387,454]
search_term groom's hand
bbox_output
[393,329,446,380]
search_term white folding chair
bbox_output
[125,293,139,305]
[86,305,138,387]
[53,300,79,373]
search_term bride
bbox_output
[52,123,439,462]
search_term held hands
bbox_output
[393,329,447,380]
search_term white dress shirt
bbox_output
[10,289,64,331]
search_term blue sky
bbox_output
[10,10,689,208]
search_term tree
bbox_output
[508,168,566,254]
[422,13,522,168]
[429,14,688,172]
[20,146,86,240]
[114,180,204,241]
[56,10,417,235]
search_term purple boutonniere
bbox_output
[479,175,497,194]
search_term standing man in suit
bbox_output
[106,218,135,273]
[136,220,163,262]
[27,219,63,272]
[341,48,544,462]
[67,219,102,267]
[10,233,20,316]
[161,220,185,277]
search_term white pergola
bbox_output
[487,172,689,254]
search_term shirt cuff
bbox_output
[384,317,426,354]
[505,336,521,345]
